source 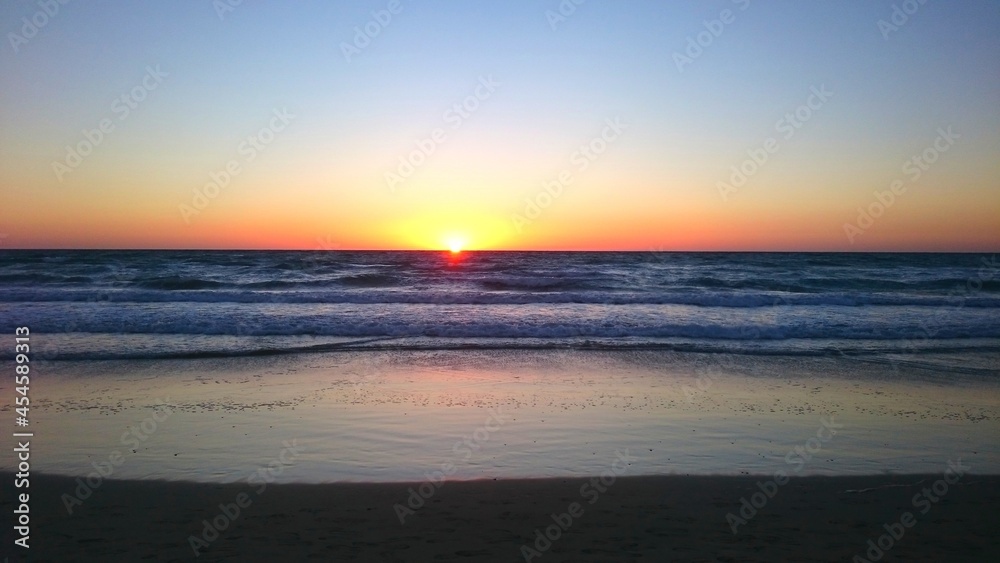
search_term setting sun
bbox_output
[447,238,464,253]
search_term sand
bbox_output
[7,350,999,483]
[3,472,998,562]
[3,351,998,560]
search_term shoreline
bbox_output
[3,472,999,561]
[3,349,999,483]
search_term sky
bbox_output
[1,0,998,251]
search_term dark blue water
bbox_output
[1,251,998,363]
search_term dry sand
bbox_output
[3,472,998,562]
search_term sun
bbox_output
[445,234,467,254]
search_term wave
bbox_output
[135,276,226,290]
[0,273,93,284]
[335,273,401,287]
[5,312,999,340]
[478,275,589,291]
[2,288,998,308]
[241,280,314,289]
[13,336,1000,368]
[670,276,1000,293]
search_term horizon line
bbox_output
[1,248,996,254]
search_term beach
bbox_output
[5,472,999,561]
[2,348,999,561]
[3,349,998,482]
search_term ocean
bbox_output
[1,250,998,366]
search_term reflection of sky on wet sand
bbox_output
[5,350,998,483]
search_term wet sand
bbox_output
[3,472,998,561]
[4,350,998,482]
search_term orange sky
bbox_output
[2,2,999,251]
